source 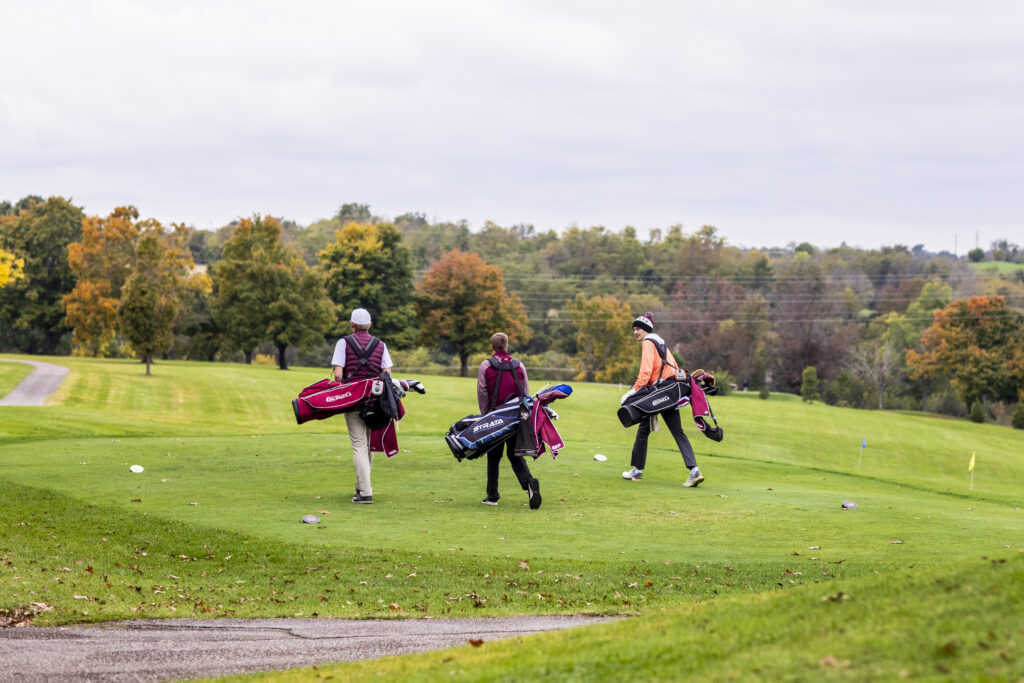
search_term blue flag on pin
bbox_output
[861,438,866,449]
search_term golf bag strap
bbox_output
[343,334,381,382]
[488,357,527,409]
[644,337,678,383]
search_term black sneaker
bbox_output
[481,496,499,506]
[527,478,541,510]
[351,494,374,504]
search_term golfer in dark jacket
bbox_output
[476,333,541,509]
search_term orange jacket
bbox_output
[633,333,679,390]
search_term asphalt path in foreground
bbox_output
[0,616,616,682]
[0,358,69,406]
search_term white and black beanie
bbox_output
[632,312,654,333]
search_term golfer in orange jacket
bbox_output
[620,312,704,487]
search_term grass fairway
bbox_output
[0,359,33,397]
[1,356,1022,679]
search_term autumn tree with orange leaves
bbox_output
[416,249,530,376]
[63,207,152,355]
[906,295,1024,406]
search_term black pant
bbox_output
[631,408,697,470]
[486,436,533,500]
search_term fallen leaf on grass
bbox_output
[519,560,529,570]
[820,656,839,667]
[0,603,54,628]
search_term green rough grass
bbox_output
[1,356,1022,679]
[220,554,1024,682]
[969,260,1024,275]
[0,359,33,397]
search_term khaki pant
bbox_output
[345,412,373,496]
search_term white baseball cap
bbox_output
[350,308,372,325]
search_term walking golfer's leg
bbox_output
[345,412,373,496]
[630,416,652,470]
[663,409,697,469]
[505,438,541,509]
[485,443,503,501]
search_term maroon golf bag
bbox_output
[292,376,424,425]
[292,378,376,424]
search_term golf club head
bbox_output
[402,379,426,394]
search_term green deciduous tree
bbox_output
[1012,399,1024,429]
[118,227,192,375]
[172,271,220,361]
[801,366,819,403]
[318,221,417,348]
[211,215,332,369]
[0,196,85,353]
[566,294,634,382]
[416,249,530,376]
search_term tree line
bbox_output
[2,196,1023,427]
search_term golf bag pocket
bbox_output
[445,399,531,462]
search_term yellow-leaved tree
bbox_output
[0,247,24,288]
[567,294,635,382]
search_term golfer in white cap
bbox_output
[330,308,394,504]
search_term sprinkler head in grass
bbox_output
[302,514,320,524]
[841,500,858,509]
[129,465,144,473]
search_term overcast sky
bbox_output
[3,1,1022,252]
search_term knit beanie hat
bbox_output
[632,312,654,333]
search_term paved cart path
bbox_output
[0,616,615,682]
[0,358,69,406]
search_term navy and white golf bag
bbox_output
[445,396,533,462]
[445,384,573,462]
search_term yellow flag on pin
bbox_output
[968,452,975,472]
